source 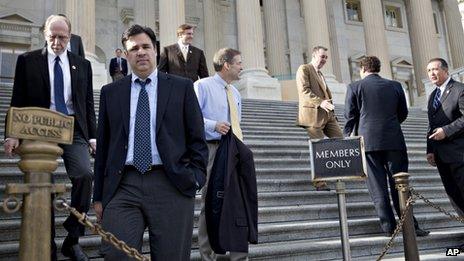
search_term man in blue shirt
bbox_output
[194,48,247,260]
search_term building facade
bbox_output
[1,0,463,107]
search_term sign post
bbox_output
[3,107,74,261]
[309,137,367,261]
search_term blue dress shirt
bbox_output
[125,70,162,165]
[194,73,242,141]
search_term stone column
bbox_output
[301,0,334,77]
[404,0,439,100]
[262,0,288,77]
[235,0,281,100]
[134,0,157,29]
[159,0,185,49]
[360,0,392,79]
[65,0,107,89]
[203,0,219,75]
[442,0,464,69]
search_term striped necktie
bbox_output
[225,84,243,141]
[433,88,441,110]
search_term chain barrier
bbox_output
[410,188,464,224]
[54,198,150,261]
[376,195,415,260]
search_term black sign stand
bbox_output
[336,180,351,261]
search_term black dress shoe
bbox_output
[316,184,331,191]
[415,227,430,237]
[61,237,89,261]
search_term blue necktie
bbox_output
[133,78,152,174]
[433,88,441,109]
[54,56,68,115]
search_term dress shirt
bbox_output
[434,77,452,98]
[47,46,74,115]
[178,39,189,60]
[194,73,242,141]
[125,69,162,165]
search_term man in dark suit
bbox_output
[158,24,209,82]
[426,58,464,219]
[68,34,85,59]
[109,48,128,81]
[344,56,429,237]
[4,14,96,260]
[93,24,208,260]
[194,48,251,260]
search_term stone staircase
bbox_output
[0,82,463,260]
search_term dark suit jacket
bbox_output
[70,34,85,59]
[206,132,258,253]
[344,74,408,152]
[109,57,128,77]
[93,73,208,208]
[427,78,464,163]
[8,47,96,141]
[158,43,209,82]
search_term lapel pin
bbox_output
[447,90,450,94]
[72,65,76,70]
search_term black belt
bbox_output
[124,164,164,172]
[206,140,220,145]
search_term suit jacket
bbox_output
[70,34,85,59]
[296,63,333,128]
[427,78,464,163]
[8,47,96,141]
[158,43,209,82]
[205,132,258,254]
[93,73,209,208]
[344,74,408,152]
[109,57,128,77]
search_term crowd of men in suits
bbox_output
[297,47,464,249]
[4,11,464,261]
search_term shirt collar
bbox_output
[435,77,451,91]
[131,69,158,85]
[47,45,68,62]
[177,39,189,49]
[213,73,229,88]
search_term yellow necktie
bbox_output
[225,84,243,141]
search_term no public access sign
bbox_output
[309,136,367,182]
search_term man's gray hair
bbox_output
[213,48,241,72]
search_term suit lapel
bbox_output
[39,48,51,96]
[67,52,79,104]
[119,76,132,136]
[156,73,173,133]
[309,64,329,98]
[440,79,454,106]
[175,45,186,63]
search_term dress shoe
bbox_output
[415,227,430,237]
[316,184,331,191]
[61,237,89,261]
[383,231,393,237]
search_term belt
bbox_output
[124,164,164,172]
[206,140,220,145]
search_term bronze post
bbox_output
[393,172,419,261]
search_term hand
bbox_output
[93,202,103,223]
[320,100,335,112]
[426,153,436,166]
[4,138,19,157]
[89,140,97,154]
[428,128,446,141]
[215,122,230,135]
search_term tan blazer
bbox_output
[296,63,333,128]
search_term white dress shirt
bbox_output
[47,46,74,115]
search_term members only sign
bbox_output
[309,136,367,182]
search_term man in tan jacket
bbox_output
[296,46,343,191]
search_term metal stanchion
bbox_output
[336,180,351,261]
[393,172,419,261]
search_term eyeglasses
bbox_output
[46,34,70,42]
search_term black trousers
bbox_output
[101,168,194,261]
[435,153,464,214]
[365,150,419,233]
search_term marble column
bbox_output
[203,0,219,75]
[360,0,392,79]
[65,0,107,89]
[404,0,439,99]
[442,0,464,69]
[159,0,185,49]
[235,0,281,100]
[262,0,288,77]
[134,0,157,30]
[301,0,334,77]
